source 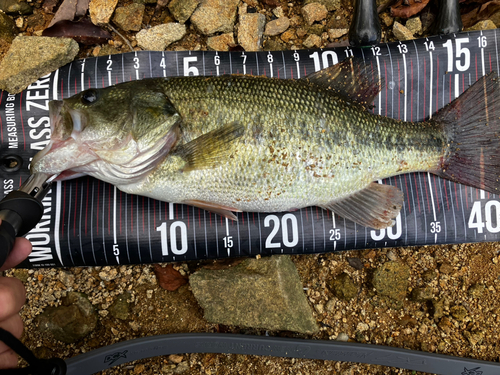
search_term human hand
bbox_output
[0,232,31,369]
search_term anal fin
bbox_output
[184,199,241,221]
[320,183,403,229]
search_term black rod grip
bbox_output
[348,0,381,46]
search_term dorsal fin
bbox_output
[305,58,382,107]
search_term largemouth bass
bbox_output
[31,59,500,229]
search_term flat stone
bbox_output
[36,292,97,343]
[169,0,200,24]
[405,17,422,35]
[301,3,328,26]
[113,3,145,31]
[264,17,290,36]
[89,0,118,26]
[328,28,348,40]
[303,34,321,48]
[190,255,318,334]
[393,21,414,41]
[207,33,234,51]
[371,261,410,309]
[136,23,186,51]
[466,20,497,31]
[238,13,266,51]
[0,36,78,94]
[0,0,32,15]
[190,0,239,35]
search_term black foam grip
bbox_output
[0,220,15,269]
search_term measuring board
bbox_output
[1,29,500,268]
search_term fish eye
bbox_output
[81,89,98,105]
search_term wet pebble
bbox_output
[328,28,348,40]
[0,0,32,15]
[303,34,321,48]
[238,13,266,51]
[304,0,341,12]
[169,0,201,24]
[450,305,468,321]
[331,272,358,301]
[405,17,422,35]
[36,292,98,343]
[108,291,131,320]
[301,3,328,26]
[336,332,349,341]
[89,0,118,26]
[191,0,239,35]
[393,21,414,41]
[207,33,234,51]
[264,17,290,36]
[371,261,410,309]
[136,23,186,51]
[113,3,145,32]
[468,283,485,298]
[409,287,433,302]
[0,11,17,43]
[467,20,497,31]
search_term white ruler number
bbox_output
[443,38,470,72]
[183,56,199,76]
[309,51,338,71]
[264,214,299,249]
[370,214,403,241]
[468,201,500,234]
[156,221,188,255]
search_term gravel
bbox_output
[1,1,500,374]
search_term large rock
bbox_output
[169,0,201,24]
[36,292,98,343]
[0,36,78,94]
[190,256,318,334]
[136,23,186,51]
[190,0,239,35]
[238,13,266,51]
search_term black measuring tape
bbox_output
[1,29,500,268]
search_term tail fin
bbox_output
[433,72,500,194]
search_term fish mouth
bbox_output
[31,100,96,177]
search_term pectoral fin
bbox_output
[184,200,241,221]
[176,121,245,172]
[321,183,403,229]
